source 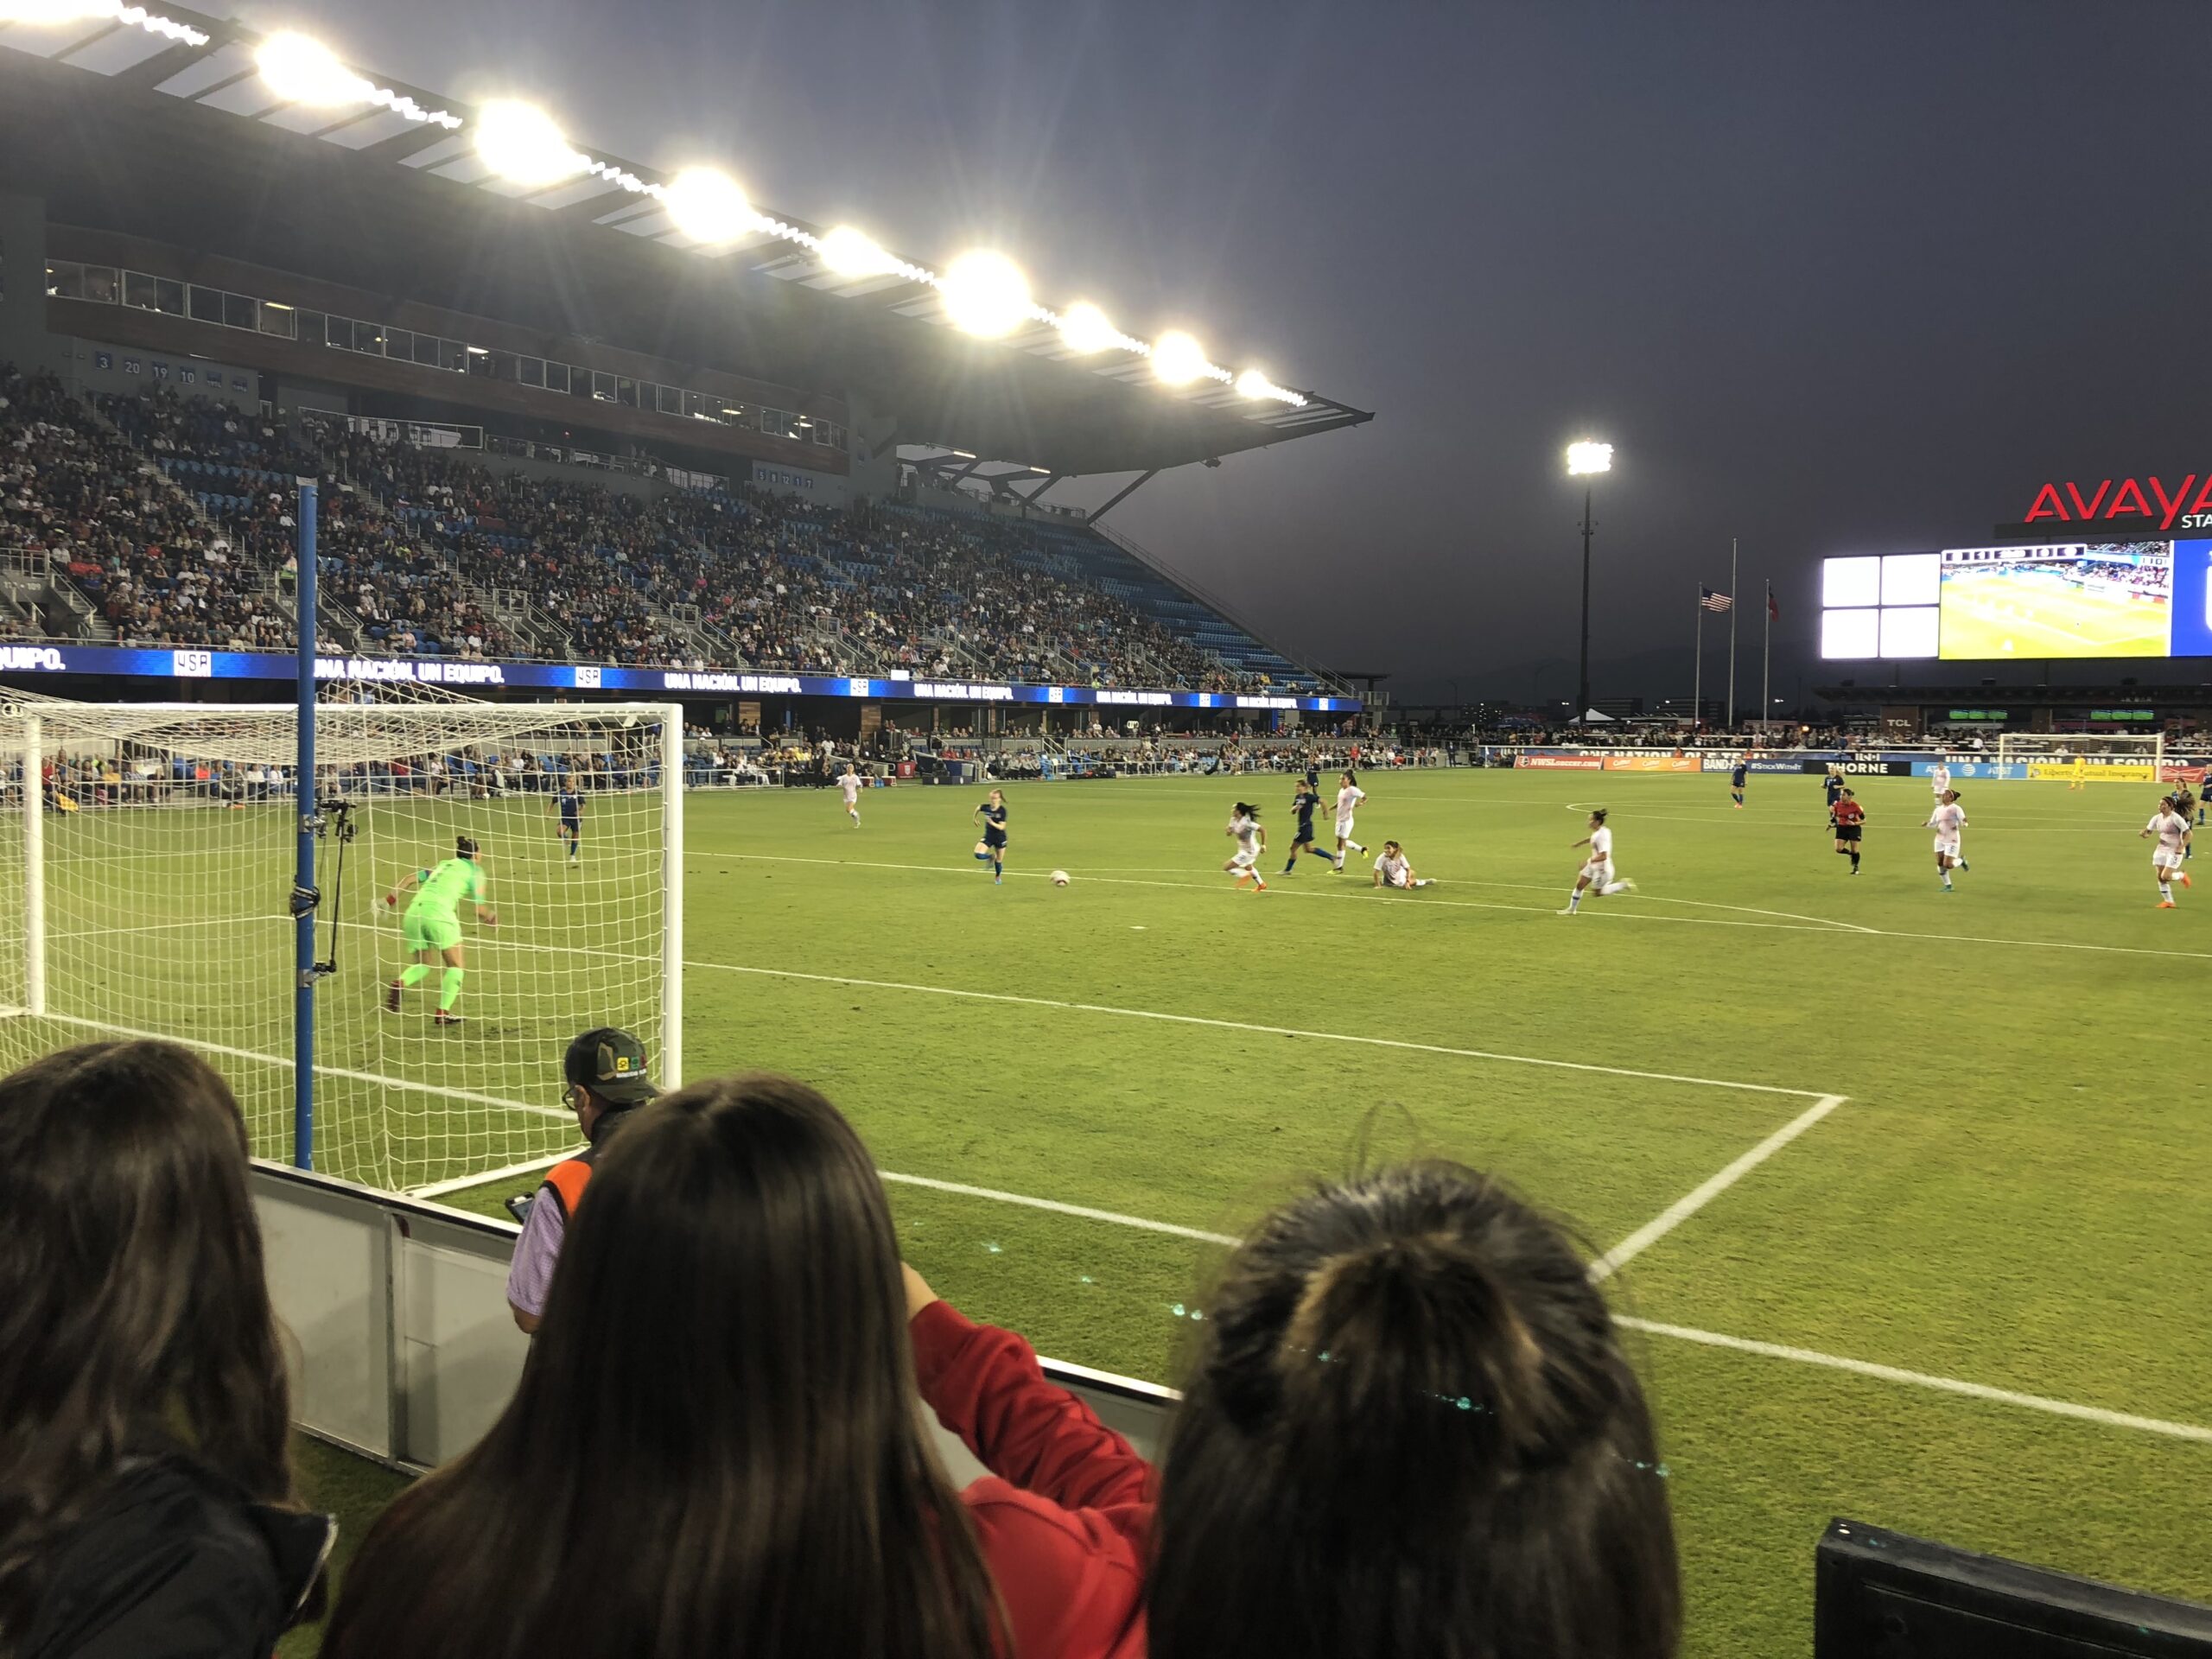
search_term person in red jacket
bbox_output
[324,1072,1150,1659]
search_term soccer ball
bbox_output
[1050,869,1071,887]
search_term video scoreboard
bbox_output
[1821,539,2212,661]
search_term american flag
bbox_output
[1700,588,1734,613]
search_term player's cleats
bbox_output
[2158,899,2177,909]
[434,1010,465,1026]
[1555,906,1576,915]
[1959,860,1970,871]
[2180,873,2194,889]
[384,980,402,1014]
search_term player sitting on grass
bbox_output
[1560,809,1635,913]
[1371,840,1432,890]
[385,836,498,1027]
[2143,794,2193,909]
[1829,787,1866,874]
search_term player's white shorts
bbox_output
[1335,817,1356,840]
[2154,851,2184,871]
[1229,847,1260,870]
[1580,859,1612,884]
[1379,866,1411,888]
[1933,836,1960,859]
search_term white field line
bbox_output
[1612,1316,2212,1445]
[701,852,2212,963]
[408,1147,581,1198]
[36,1012,573,1121]
[675,957,1822,1097]
[1590,1094,1848,1281]
[32,919,1826,1098]
[877,1171,1241,1246]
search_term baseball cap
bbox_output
[563,1027,658,1104]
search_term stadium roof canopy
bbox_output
[0,9,1374,478]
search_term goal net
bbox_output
[1994,732,2165,765]
[0,687,682,1197]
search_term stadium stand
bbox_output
[1,367,1323,692]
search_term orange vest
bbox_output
[539,1153,594,1221]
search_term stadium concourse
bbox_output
[2,368,1319,695]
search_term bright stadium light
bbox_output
[662,168,755,244]
[1058,302,1121,354]
[1566,440,1614,476]
[939,250,1032,338]
[474,100,586,188]
[256,33,370,106]
[819,225,895,277]
[1151,330,1210,385]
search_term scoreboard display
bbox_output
[1821,539,2212,660]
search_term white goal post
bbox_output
[0,689,683,1198]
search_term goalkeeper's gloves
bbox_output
[384,892,397,908]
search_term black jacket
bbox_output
[21,1456,334,1659]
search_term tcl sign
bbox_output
[2023,476,2212,531]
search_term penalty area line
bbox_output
[680,957,1823,1099]
[1591,1094,1847,1281]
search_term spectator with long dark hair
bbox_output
[323,1072,1151,1659]
[0,1041,331,1656]
[1149,1160,1680,1659]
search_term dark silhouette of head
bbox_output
[1150,1160,1680,1659]
[0,1041,294,1638]
[323,1073,998,1659]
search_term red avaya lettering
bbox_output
[2150,475,2198,531]
[2106,478,2152,518]
[2024,482,2069,521]
[2190,476,2212,516]
[2065,480,2113,519]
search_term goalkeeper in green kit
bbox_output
[383,835,499,1027]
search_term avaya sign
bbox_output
[2023,477,2212,531]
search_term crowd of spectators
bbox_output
[0,368,288,650]
[2,371,1300,690]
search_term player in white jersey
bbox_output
[837,764,862,826]
[1331,772,1368,872]
[1924,789,1968,891]
[1559,809,1635,913]
[2141,794,2193,909]
[1370,840,1433,891]
[1928,760,1951,800]
[1223,802,1268,893]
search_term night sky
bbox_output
[271,0,2212,705]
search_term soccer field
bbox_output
[32,766,2212,1656]
[1938,567,2171,657]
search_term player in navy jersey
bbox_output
[972,788,1008,886]
[550,782,583,862]
[1283,781,1325,872]
[1729,757,1748,808]
[1822,766,1845,815]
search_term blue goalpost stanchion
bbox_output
[292,477,318,1170]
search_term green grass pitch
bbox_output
[48,766,2212,1657]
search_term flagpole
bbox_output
[1761,579,1773,736]
[1693,590,1704,734]
[1726,538,1738,731]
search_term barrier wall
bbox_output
[1505,748,2197,784]
[251,1162,1176,1478]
